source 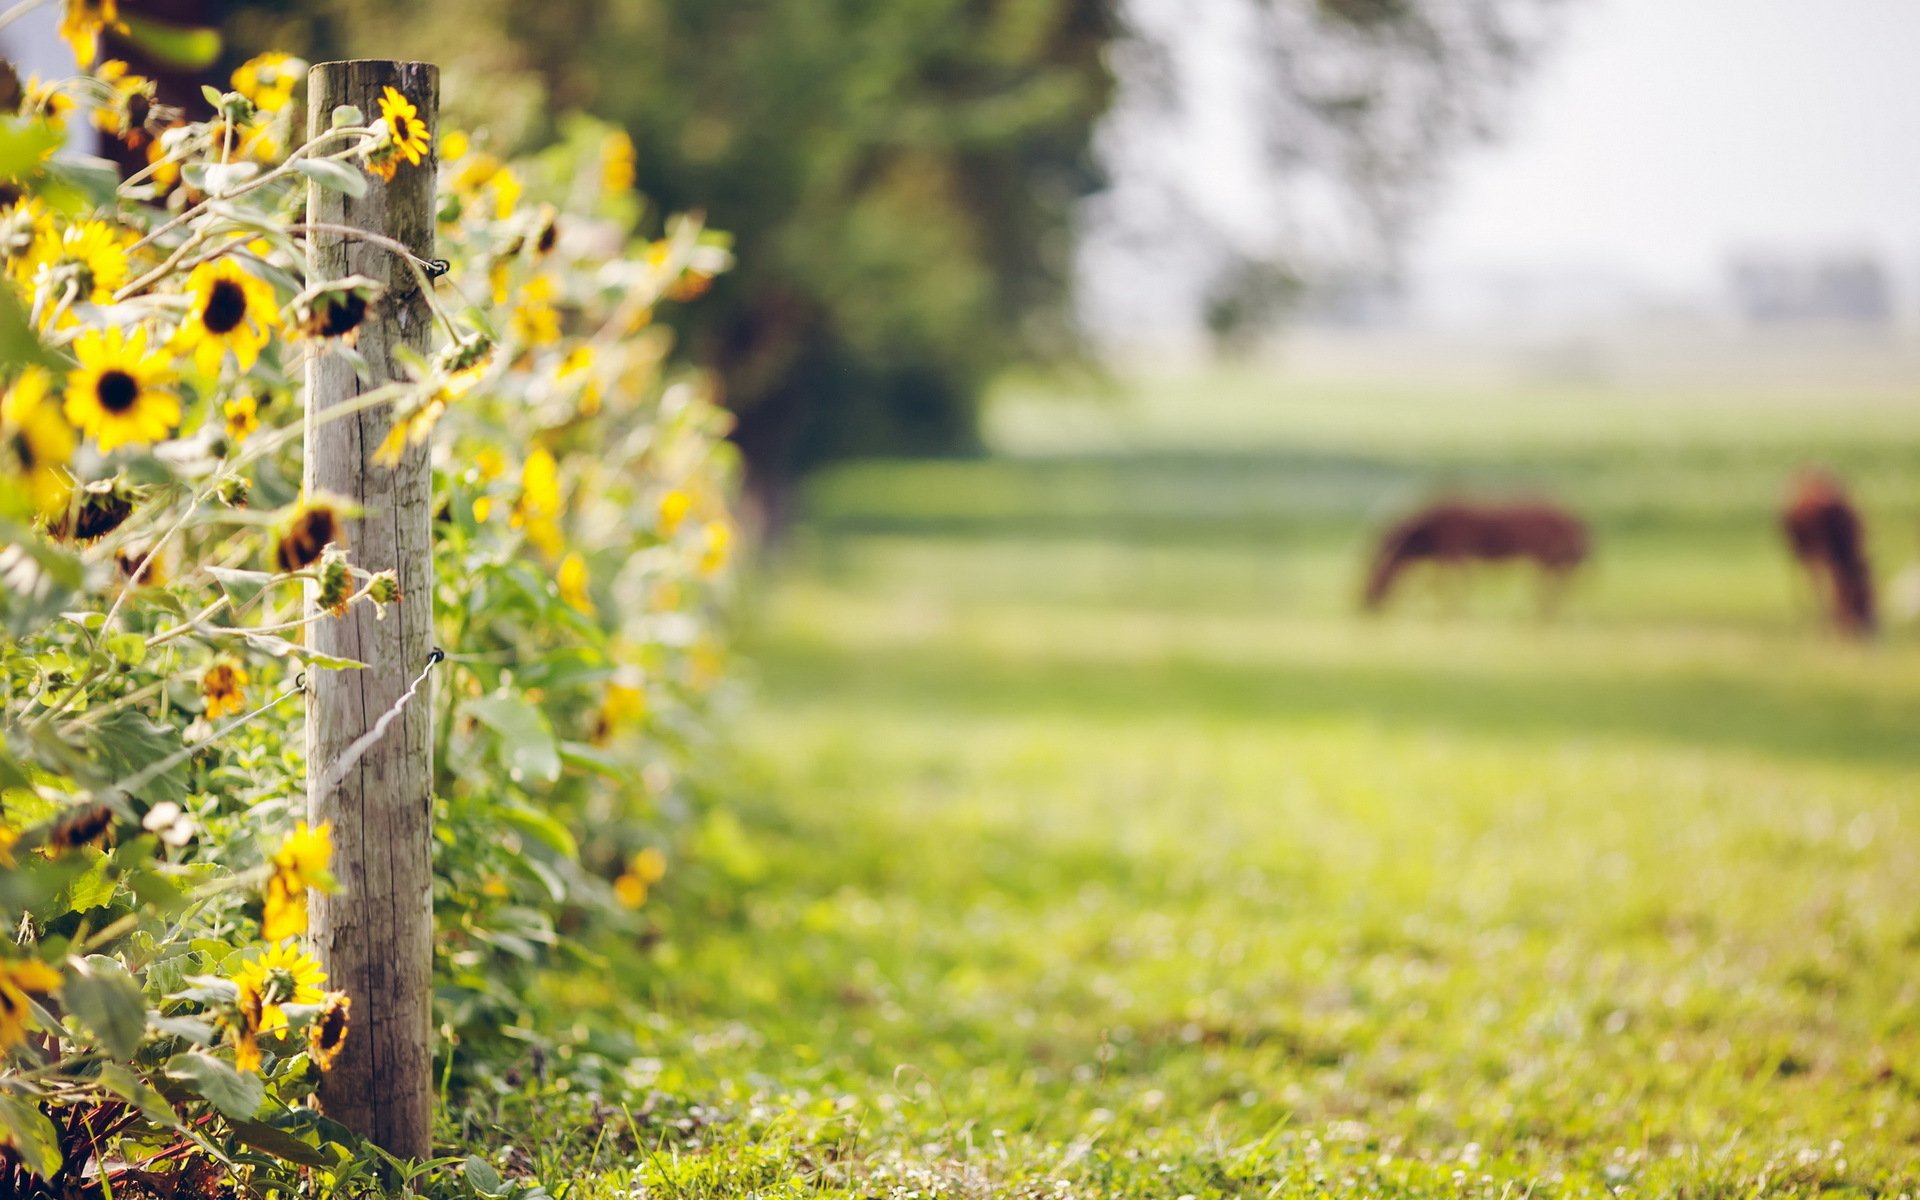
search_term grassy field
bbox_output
[542,356,1920,1197]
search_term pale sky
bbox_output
[1411,0,1920,298]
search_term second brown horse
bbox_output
[1363,499,1591,614]
[1782,471,1874,637]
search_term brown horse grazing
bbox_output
[1362,499,1591,614]
[1782,471,1874,637]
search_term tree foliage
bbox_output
[226,0,1561,500]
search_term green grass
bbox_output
[527,363,1920,1197]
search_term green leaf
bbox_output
[64,955,147,1059]
[292,158,369,199]
[124,15,223,70]
[164,1050,264,1119]
[464,1155,506,1196]
[84,709,188,803]
[61,854,118,913]
[95,1062,182,1128]
[467,694,561,784]
[497,800,578,859]
[243,633,366,670]
[228,1119,333,1168]
[0,1093,62,1180]
[0,116,61,182]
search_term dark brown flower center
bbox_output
[202,278,248,335]
[96,369,138,413]
[316,292,368,338]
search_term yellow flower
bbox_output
[91,60,154,141]
[232,941,325,1035]
[509,447,563,559]
[3,368,76,520]
[30,220,133,306]
[1,199,55,285]
[201,657,249,719]
[698,520,732,576]
[231,978,264,1072]
[0,959,63,1053]
[308,991,350,1071]
[557,552,594,614]
[368,86,430,182]
[438,129,469,163]
[474,446,506,481]
[509,275,561,346]
[224,393,259,442]
[612,847,667,909]
[58,0,119,67]
[593,679,646,744]
[231,52,304,113]
[657,488,691,537]
[273,497,344,572]
[491,167,523,220]
[263,820,333,941]
[65,326,179,452]
[174,258,277,377]
[602,130,636,194]
[472,495,493,524]
[22,74,74,121]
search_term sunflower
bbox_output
[592,679,646,745]
[262,820,333,941]
[602,130,636,195]
[201,656,248,720]
[698,519,732,577]
[0,199,54,285]
[367,86,430,182]
[30,219,132,305]
[291,278,378,343]
[174,258,277,376]
[231,942,326,1035]
[230,979,264,1073]
[231,52,304,114]
[0,959,62,1054]
[91,60,155,143]
[224,393,259,442]
[612,847,667,909]
[58,0,119,68]
[48,802,113,853]
[656,487,691,537]
[65,326,179,452]
[22,74,74,121]
[557,552,593,614]
[509,447,563,559]
[308,991,351,1071]
[508,275,561,346]
[50,477,135,542]
[2,368,75,520]
[273,497,345,572]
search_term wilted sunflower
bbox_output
[273,497,345,572]
[65,326,179,451]
[201,657,249,719]
[48,802,113,853]
[367,86,430,182]
[57,0,119,68]
[175,258,278,375]
[0,958,62,1053]
[50,477,135,542]
[291,277,378,343]
[30,219,132,305]
[231,941,326,1035]
[308,991,350,1071]
[91,60,155,144]
[2,368,75,520]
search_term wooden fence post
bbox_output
[303,58,439,1159]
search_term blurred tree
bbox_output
[221,0,1561,514]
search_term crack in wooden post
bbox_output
[303,58,439,1160]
